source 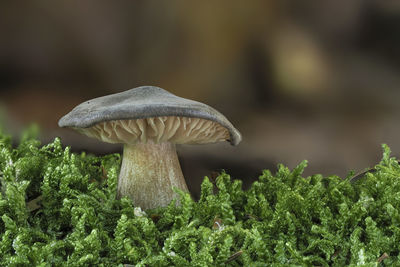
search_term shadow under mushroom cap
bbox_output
[58,86,242,146]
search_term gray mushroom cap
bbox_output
[58,86,241,146]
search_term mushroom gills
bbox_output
[77,116,230,145]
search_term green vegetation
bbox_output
[0,126,399,266]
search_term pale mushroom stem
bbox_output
[117,141,189,210]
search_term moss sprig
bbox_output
[0,128,399,266]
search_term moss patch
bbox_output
[0,127,399,266]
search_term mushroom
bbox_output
[58,86,241,209]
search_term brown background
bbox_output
[1,1,400,197]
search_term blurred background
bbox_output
[1,1,400,197]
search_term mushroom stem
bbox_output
[117,142,189,210]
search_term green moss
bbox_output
[0,127,399,266]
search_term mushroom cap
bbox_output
[58,86,242,145]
